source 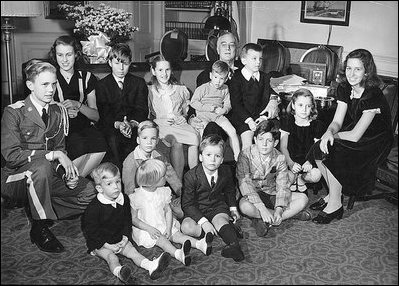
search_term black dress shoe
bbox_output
[30,222,65,253]
[309,198,327,211]
[312,206,344,224]
[221,242,245,262]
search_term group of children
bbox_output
[32,36,326,284]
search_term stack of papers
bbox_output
[270,74,329,97]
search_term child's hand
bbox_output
[201,221,218,236]
[247,118,257,131]
[65,174,79,189]
[255,115,267,125]
[291,162,302,174]
[121,116,132,138]
[164,228,172,239]
[166,117,175,125]
[214,107,224,115]
[272,207,283,226]
[259,206,273,225]
[117,235,128,249]
[148,226,162,240]
[104,242,120,253]
[302,161,312,173]
[173,115,186,125]
[66,107,79,118]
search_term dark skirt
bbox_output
[307,137,393,196]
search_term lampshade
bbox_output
[204,15,231,31]
[1,1,42,17]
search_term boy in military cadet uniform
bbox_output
[1,60,96,253]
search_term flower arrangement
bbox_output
[58,3,139,43]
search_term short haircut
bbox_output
[91,162,120,186]
[254,119,280,141]
[212,60,229,76]
[108,43,132,63]
[287,88,318,120]
[136,159,166,187]
[216,31,238,49]
[199,134,225,154]
[137,120,160,137]
[240,43,262,59]
[24,59,56,82]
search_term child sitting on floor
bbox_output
[82,162,170,284]
[122,120,183,219]
[130,159,213,267]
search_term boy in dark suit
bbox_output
[96,43,149,169]
[180,134,244,262]
[229,43,280,150]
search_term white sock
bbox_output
[196,238,207,255]
[140,258,151,271]
[174,249,182,262]
[113,265,122,277]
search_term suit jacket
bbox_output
[181,163,237,223]
[229,70,274,126]
[1,95,66,171]
[96,73,149,136]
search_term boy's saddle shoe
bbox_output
[30,221,65,253]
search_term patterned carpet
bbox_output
[1,189,398,285]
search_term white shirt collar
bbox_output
[241,67,260,82]
[97,192,124,208]
[113,75,125,84]
[202,166,218,186]
[30,94,48,116]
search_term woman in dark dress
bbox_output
[49,35,108,177]
[308,49,394,224]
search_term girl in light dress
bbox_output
[129,159,213,266]
[148,55,200,179]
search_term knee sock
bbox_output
[218,223,238,245]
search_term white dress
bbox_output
[129,186,181,248]
[148,84,200,146]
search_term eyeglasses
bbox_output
[220,43,236,49]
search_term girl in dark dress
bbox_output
[280,88,325,193]
[49,35,107,177]
[307,49,394,224]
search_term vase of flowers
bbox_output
[58,3,139,62]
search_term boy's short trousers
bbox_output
[242,191,276,210]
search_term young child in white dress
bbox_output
[129,159,213,266]
[148,55,200,179]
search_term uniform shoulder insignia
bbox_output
[9,100,25,109]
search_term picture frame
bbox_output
[300,1,351,26]
[44,1,86,19]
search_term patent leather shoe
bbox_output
[312,206,344,224]
[309,198,327,211]
[30,222,65,253]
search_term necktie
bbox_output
[118,81,124,90]
[42,108,48,127]
[211,176,216,189]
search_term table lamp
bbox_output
[1,1,41,104]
